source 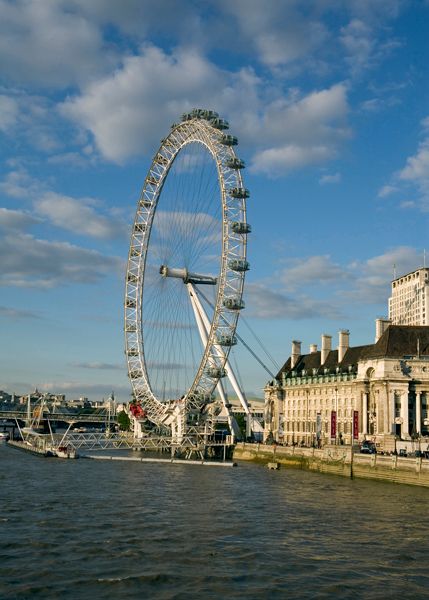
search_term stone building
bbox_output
[389,267,429,325]
[264,321,429,451]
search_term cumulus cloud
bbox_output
[62,51,350,177]
[0,95,19,131]
[34,192,129,240]
[0,208,41,230]
[220,0,328,70]
[0,233,123,288]
[347,246,422,303]
[279,256,349,290]
[319,172,341,185]
[380,116,429,211]
[0,306,40,319]
[250,84,350,175]
[0,0,115,87]
[377,184,398,198]
[72,362,123,370]
[0,168,43,199]
[244,283,344,320]
[399,140,429,183]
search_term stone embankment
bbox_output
[233,443,429,487]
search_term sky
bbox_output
[1,0,429,402]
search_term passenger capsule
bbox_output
[225,157,245,169]
[206,366,226,379]
[231,221,251,234]
[223,297,245,310]
[181,112,193,121]
[228,259,250,272]
[210,118,229,130]
[228,187,250,199]
[201,109,219,120]
[221,134,238,146]
[190,108,205,118]
[217,334,237,346]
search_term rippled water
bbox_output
[1,445,429,599]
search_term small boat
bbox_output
[267,462,279,470]
[0,432,9,442]
[55,445,77,459]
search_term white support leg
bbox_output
[188,283,256,438]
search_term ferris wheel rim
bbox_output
[124,112,249,422]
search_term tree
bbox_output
[117,410,131,431]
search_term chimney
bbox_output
[375,318,391,343]
[310,344,318,354]
[338,329,349,363]
[321,334,332,365]
[291,340,301,369]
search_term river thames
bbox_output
[1,445,429,599]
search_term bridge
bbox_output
[0,409,115,425]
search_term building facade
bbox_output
[264,323,429,451]
[389,267,429,325]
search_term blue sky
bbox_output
[1,0,429,401]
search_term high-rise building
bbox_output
[388,267,429,326]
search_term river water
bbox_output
[1,445,429,599]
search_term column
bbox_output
[401,392,409,438]
[390,391,396,434]
[416,391,422,435]
[362,392,368,435]
[383,387,389,435]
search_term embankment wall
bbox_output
[233,443,429,488]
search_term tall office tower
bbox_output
[388,268,429,325]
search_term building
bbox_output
[389,267,429,325]
[264,321,429,451]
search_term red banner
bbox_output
[353,410,359,440]
[330,410,337,439]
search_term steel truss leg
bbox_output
[187,283,252,438]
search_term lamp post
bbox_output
[335,387,338,445]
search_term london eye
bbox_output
[124,109,250,441]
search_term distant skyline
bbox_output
[1,0,429,401]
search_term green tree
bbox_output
[117,410,131,431]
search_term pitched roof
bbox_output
[275,325,429,380]
[362,325,429,359]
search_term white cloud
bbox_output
[34,192,128,240]
[72,362,123,370]
[61,44,350,176]
[377,184,398,198]
[279,256,349,290]
[319,172,341,185]
[0,306,40,319]
[220,0,328,69]
[0,208,41,230]
[250,84,350,175]
[379,117,429,211]
[0,0,115,87]
[0,233,123,288]
[0,95,19,131]
[0,168,43,199]
[347,246,422,303]
[251,144,333,175]
[245,283,344,320]
[399,140,429,183]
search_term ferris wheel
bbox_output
[124,109,251,436]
